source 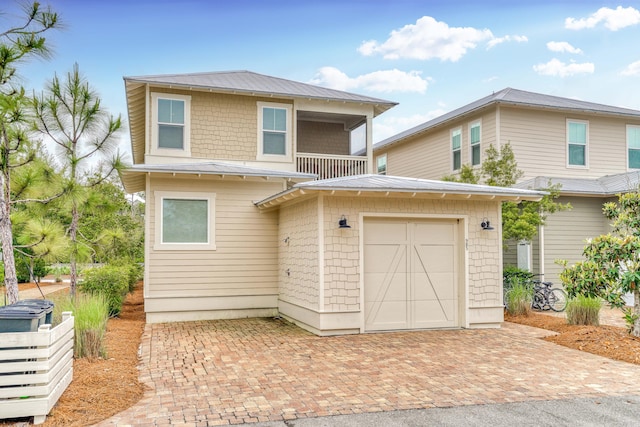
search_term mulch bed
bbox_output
[0,282,146,427]
[505,311,640,365]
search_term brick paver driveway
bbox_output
[99,318,640,426]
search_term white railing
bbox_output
[0,312,74,425]
[296,153,368,180]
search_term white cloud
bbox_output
[565,6,640,31]
[533,59,594,77]
[546,41,583,54]
[374,110,446,143]
[621,60,640,76]
[309,67,430,94]
[358,16,495,62]
[486,35,528,49]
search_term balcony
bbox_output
[296,153,368,180]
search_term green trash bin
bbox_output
[0,305,46,332]
[14,299,54,325]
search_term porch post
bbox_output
[366,115,373,174]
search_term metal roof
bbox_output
[124,70,397,117]
[514,171,640,196]
[119,161,316,193]
[256,174,545,208]
[374,87,640,151]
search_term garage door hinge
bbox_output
[465,239,468,250]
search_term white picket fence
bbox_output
[0,312,74,424]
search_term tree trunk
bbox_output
[0,190,18,304]
[0,133,18,304]
[633,289,640,338]
[69,204,79,297]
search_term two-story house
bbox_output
[373,88,640,285]
[119,71,542,335]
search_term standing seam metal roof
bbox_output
[514,171,640,195]
[374,87,640,150]
[124,70,397,116]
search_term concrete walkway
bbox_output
[17,282,70,300]
[97,317,640,426]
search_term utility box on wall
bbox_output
[517,240,531,272]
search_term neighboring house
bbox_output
[373,87,640,284]
[119,71,542,335]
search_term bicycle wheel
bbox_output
[548,288,568,312]
[531,291,545,310]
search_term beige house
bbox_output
[373,88,640,284]
[119,72,542,335]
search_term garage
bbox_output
[364,218,460,331]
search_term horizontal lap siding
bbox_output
[147,177,282,297]
[502,107,638,179]
[382,129,450,179]
[543,196,613,283]
[382,110,496,180]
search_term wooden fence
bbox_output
[0,312,74,424]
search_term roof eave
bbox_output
[255,187,544,209]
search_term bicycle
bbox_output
[531,280,567,312]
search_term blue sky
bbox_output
[7,0,640,158]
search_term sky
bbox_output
[7,0,640,161]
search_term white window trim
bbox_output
[469,120,481,166]
[150,93,191,158]
[566,119,589,169]
[451,127,462,171]
[154,191,216,251]
[376,154,387,175]
[627,124,640,170]
[257,101,292,162]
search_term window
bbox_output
[151,93,191,156]
[567,120,588,167]
[257,102,292,161]
[470,122,481,166]
[376,154,387,175]
[451,128,461,170]
[154,191,215,250]
[628,125,640,169]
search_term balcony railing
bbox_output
[296,153,368,180]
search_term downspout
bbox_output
[539,222,545,281]
[495,105,501,149]
[366,115,373,174]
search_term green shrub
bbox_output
[503,266,534,286]
[79,265,129,316]
[51,292,110,358]
[111,260,143,292]
[566,295,602,326]
[505,282,533,316]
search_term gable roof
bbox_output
[514,171,640,196]
[374,87,640,151]
[256,174,545,208]
[119,161,316,193]
[124,70,397,116]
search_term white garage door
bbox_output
[364,218,459,331]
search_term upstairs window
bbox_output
[628,125,640,169]
[567,120,588,167]
[158,99,185,149]
[451,128,461,171]
[470,122,481,166]
[257,102,292,161]
[151,93,191,156]
[376,154,387,175]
